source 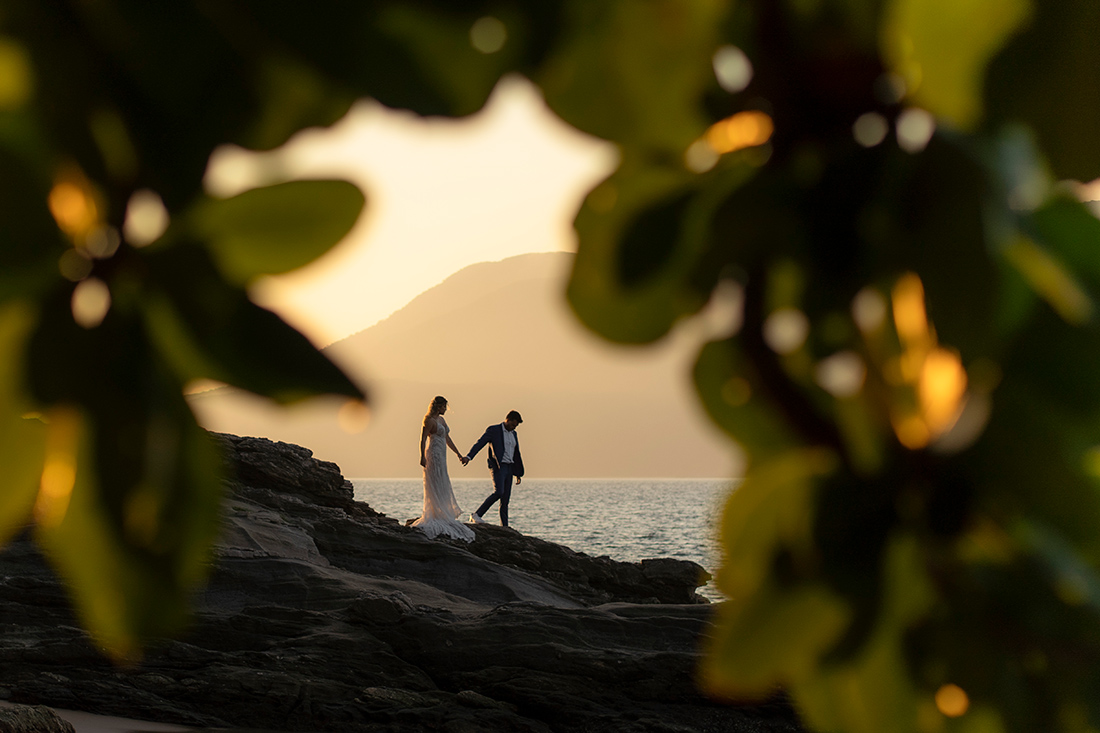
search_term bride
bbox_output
[412,396,475,542]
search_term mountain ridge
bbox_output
[333,251,567,345]
[191,252,734,478]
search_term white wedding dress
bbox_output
[412,417,475,542]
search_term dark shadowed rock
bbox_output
[0,433,802,733]
[0,704,74,733]
[227,435,360,510]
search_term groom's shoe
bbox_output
[470,513,487,524]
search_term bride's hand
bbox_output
[420,456,426,467]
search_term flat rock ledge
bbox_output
[0,433,802,733]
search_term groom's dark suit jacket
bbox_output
[468,424,524,477]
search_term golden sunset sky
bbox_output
[194,76,741,478]
[206,75,617,346]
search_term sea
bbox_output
[351,477,736,602]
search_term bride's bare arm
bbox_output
[420,417,434,467]
[446,434,462,457]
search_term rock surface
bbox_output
[0,704,75,733]
[0,434,803,732]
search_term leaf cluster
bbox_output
[547,1,1100,732]
[0,0,562,659]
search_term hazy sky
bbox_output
[205,76,617,346]
[193,75,745,478]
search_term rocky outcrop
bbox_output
[0,704,74,733]
[0,434,802,733]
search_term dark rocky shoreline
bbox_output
[0,434,803,732]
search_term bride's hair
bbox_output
[426,395,447,418]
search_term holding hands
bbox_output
[460,455,470,466]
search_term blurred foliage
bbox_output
[549,1,1100,732]
[4,2,1100,732]
[0,0,561,660]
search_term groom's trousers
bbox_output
[476,462,515,526]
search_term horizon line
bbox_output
[348,476,740,481]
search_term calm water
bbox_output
[352,477,736,601]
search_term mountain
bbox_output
[189,252,736,477]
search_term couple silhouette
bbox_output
[413,396,525,541]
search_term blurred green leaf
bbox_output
[904,533,1100,733]
[7,1,523,212]
[969,317,1100,560]
[558,3,1100,730]
[705,581,850,698]
[146,244,363,403]
[1018,520,1100,612]
[0,147,66,296]
[379,5,527,117]
[1029,195,1100,297]
[569,157,756,342]
[0,301,46,544]
[880,0,1031,129]
[985,1,1100,182]
[567,159,697,342]
[7,1,259,207]
[694,337,801,455]
[1001,236,1092,326]
[247,55,357,151]
[539,0,727,152]
[794,536,933,733]
[234,1,567,120]
[34,400,222,661]
[617,190,694,288]
[890,135,1000,362]
[189,180,365,285]
[832,396,888,477]
[715,447,828,599]
[233,1,464,118]
[26,293,223,659]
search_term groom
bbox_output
[465,410,524,527]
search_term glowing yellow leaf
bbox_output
[920,347,967,434]
[0,38,32,109]
[48,167,103,242]
[892,272,929,347]
[704,111,773,154]
[34,407,83,528]
[893,413,931,449]
[1004,236,1093,325]
[881,0,1032,129]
